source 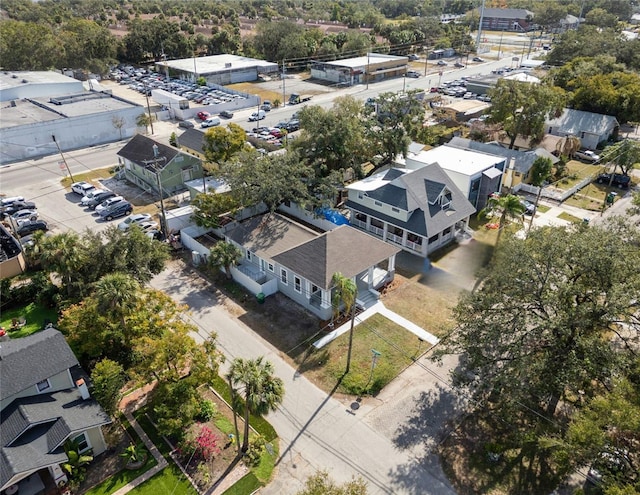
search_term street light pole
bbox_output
[152,144,168,236]
[345,297,357,374]
[51,135,75,183]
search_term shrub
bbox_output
[197,399,217,421]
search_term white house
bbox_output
[400,144,506,210]
[345,164,476,258]
[545,108,619,151]
[223,214,400,319]
[0,328,111,492]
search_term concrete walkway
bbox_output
[111,412,169,495]
[313,302,439,349]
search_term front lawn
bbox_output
[83,452,157,495]
[299,313,418,396]
[128,464,197,495]
[0,302,58,339]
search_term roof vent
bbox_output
[11,74,17,79]
[10,100,16,107]
[22,79,28,83]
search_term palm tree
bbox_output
[227,357,284,453]
[208,241,242,279]
[93,273,140,330]
[555,135,581,159]
[40,232,85,296]
[331,272,358,373]
[481,194,526,244]
[527,157,553,234]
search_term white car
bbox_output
[11,209,39,222]
[117,213,152,230]
[71,181,96,196]
[201,117,221,128]
[136,221,160,232]
[95,196,124,214]
[80,189,107,206]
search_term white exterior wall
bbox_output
[0,106,142,163]
[0,82,83,102]
[84,426,108,456]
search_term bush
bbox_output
[197,399,217,421]
[243,436,265,467]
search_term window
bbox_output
[280,269,287,285]
[391,207,400,213]
[374,201,383,207]
[72,433,91,453]
[580,132,585,139]
[36,379,51,393]
[358,192,364,199]
[246,250,252,261]
[443,227,452,236]
[294,276,302,293]
[267,263,274,272]
[428,234,439,244]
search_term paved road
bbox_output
[150,262,461,495]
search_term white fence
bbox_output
[518,176,593,203]
[278,202,341,231]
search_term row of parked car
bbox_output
[110,66,248,107]
[0,196,48,238]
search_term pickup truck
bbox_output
[596,173,631,189]
[574,150,600,163]
[288,94,312,105]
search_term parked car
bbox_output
[95,196,124,214]
[285,120,300,132]
[1,201,36,217]
[118,213,153,231]
[11,209,39,222]
[86,191,117,209]
[1,196,25,208]
[80,189,107,206]
[406,70,421,78]
[597,173,631,189]
[408,54,419,61]
[574,150,600,163]
[454,62,465,68]
[16,220,48,237]
[197,111,211,121]
[261,100,272,111]
[178,120,195,129]
[472,57,485,62]
[437,60,447,66]
[520,199,536,215]
[219,110,234,119]
[71,181,96,196]
[99,201,133,221]
[136,221,160,233]
[201,117,221,128]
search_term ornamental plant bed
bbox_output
[173,387,245,491]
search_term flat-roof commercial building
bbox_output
[0,71,83,102]
[155,54,279,85]
[310,53,408,87]
[0,91,142,163]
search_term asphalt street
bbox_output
[150,262,461,495]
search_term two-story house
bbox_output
[117,134,204,196]
[0,328,111,492]
[345,164,476,258]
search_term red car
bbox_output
[270,129,283,138]
[197,111,211,121]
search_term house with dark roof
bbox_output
[223,214,400,319]
[478,8,534,32]
[177,128,207,161]
[345,164,476,258]
[0,328,111,491]
[447,137,559,191]
[117,134,204,196]
[545,108,619,151]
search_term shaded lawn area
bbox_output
[554,160,603,190]
[0,302,58,339]
[299,314,418,396]
[83,454,158,495]
[128,464,197,495]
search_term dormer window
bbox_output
[440,189,452,210]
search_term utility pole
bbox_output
[423,47,429,76]
[366,50,371,90]
[152,144,168,236]
[282,59,286,107]
[143,81,154,135]
[345,296,357,374]
[52,135,75,183]
[475,0,486,49]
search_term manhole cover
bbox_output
[350,402,360,411]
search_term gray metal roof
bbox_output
[481,8,533,19]
[271,226,400,289]
[0,328,78,401]
[0,389,111,487]
[545,108,619,136]
[347,164,476,237]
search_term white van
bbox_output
[248,110,266,122]
[201,117,221,128]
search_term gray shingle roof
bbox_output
[117,134,182,171]
[0,328,78,401]
[481,8,533,19]
[1,389,111,487]
[225,213,319,259]
[347,164,476,237]
[178,128,206,155]
[272,226,400,289]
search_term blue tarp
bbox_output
[317,208,350,226]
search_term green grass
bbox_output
[128,464,197,495]
[133,412,172,457]
[0,302,58,339]
[536,204,551,213]
[558,212,583,223]
[221,473,262,495]
[253,441,278,483]
[60,167,115,188]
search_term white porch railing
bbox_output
[386,232,403,245]
[406,240,423,252]
[369,225,384,237]
[351,218,367,229]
